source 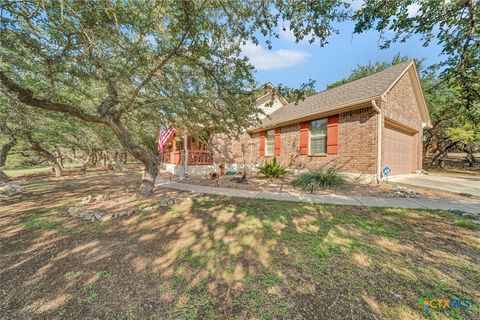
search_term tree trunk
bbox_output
[56,146,64,169]
[431,141,458,167]
[0,72,157,195]
[27,138,63,178]
[1,138,17,167]
[0,138,17,183]
[463,146,477,167]
[82,151,92,174]
[108,119,158,196]
[0,170,9,183]
[102,149,108,167]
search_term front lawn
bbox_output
[0,172,478,319]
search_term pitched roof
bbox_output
[257,60,414,129]
[255,82,289,106]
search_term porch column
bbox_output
[183,133,189,178]
[171,133,177,164]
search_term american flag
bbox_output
[156,128,174,153]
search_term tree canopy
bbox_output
[352,0,479,123]
[1,1,478,193]
[0,0,351,194]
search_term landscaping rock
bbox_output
[160,198,178,206]
[67,205,83,216]
[14,179,28,185]
[448,209,479,220]
[100,213,113,222]
[394,186,418,198]
[0,182,23,197]
[81,195,93,204]
[114,211,129,219]
[78,210,103,221]
[94,194,107,202]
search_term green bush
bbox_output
[258,157,287,179]
[291,167,347,192]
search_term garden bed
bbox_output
[185,172,478,201]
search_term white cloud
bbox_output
[279,27,297,43]
[348,1,420,17]
[347,0,364,10]
[278,22,316,44]
[407,3,420,17]
[241,42,310,71]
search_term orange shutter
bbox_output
[299,122,309,155]
[259,131,265,156]
[274,128,281,156]
[327,115,339,154]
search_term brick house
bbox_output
[161,61,431,182]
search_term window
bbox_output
[309,119,327,154]
[265,129,275,156]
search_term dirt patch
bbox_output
[1,170,479,319]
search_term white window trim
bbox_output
[265,129,275,156]
[308,119,327,155]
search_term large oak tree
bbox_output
[0,0,349,195]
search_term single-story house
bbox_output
[160,60,431,182]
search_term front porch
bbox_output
[162,149,213,165]
[159,133,215,176]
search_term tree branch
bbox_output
[0,70,106,124]
[122,1,193,114]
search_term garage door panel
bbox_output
[384,125,414,175]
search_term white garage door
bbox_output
[384,125,414,175]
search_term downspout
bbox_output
[371,100,382,183]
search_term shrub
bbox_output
[258,157,287,179]
[291,167,347,192]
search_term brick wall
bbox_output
[382,71,423,171]
[213,105,378,174]
[212,69,425,176]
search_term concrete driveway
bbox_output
[389,174,480,197]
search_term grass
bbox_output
[24,210,62,230]
[168,197,479,319]
[81,284,98,303]
[4,166,53,177]
[454,219,480,230]
[3,163,82,177]
[2,174,479,319]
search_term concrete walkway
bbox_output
[155,180,480,214]
[389,174,480,197]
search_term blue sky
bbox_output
[242,19,444,91]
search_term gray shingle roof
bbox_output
[259,60,413,128]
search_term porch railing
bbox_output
[162,150,213,165]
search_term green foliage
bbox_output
[0,0,350,152]
[326,54,411,89]
[276,81,317,103]
[24,211,61,230]
[258,157,287,179]
[82,284,98,303]
[291,167,347,190]
[454,220,480,231]
[446,125,479,147]
[352,0,480,123]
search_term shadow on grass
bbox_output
[0,172,479,319]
